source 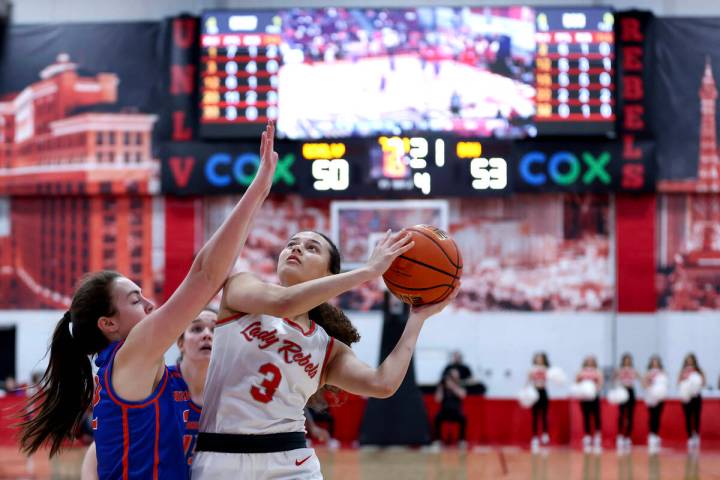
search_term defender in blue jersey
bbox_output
[93,342,189,479]
[19,124,277,479]
[82,310,215,480]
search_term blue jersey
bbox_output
[92,342,191,480]
[167,365,202,467]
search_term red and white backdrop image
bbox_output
[449,194,611,312]
[202,193,612,313]
[657,194,720,310]
[0,196,165,310]
[202,194,330,287]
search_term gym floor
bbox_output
[2,445,719,479]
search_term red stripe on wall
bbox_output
[163,197,198,302]
[615,194,657,312]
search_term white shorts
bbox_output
[191,448,322,480]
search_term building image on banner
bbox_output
[654,22,720,309]
[0,53,163,309]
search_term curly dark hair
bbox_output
[307,232,361,409]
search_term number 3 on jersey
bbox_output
[250,363,282,403]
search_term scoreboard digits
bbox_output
[301,137,510,196]
[534,8,615,136]
[200,12,281,137]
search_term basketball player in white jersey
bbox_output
[192,230,458,479]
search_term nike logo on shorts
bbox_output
[295,455,312,466]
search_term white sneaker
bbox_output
[583,435,592,454]
[531,437,540,454]
[691,434,700,450]
[541,433,550,445]
[616,435,625,451]
[327,438,341,450]
[593,434,603,455]
[648,434,659,455]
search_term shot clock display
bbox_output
[200,6,616,140]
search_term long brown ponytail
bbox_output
[20,271,119,456]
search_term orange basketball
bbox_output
[382,224,462,306]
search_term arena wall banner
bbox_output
[650,18,720,311]
[653,18,720,192]
[614,10,656,192]
[156,15,200,142]
[0,23,165,196]
[0,24,167,309]
[201,194,613,312]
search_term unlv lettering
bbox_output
[240,321,279,349]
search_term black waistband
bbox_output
[196,432,307,454]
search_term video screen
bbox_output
[199,6,614,140]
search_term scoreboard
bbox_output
[199,7,618,141]
[200,11,281,137]
[160,136,644,197]
[301,137,512,197]
[534,7,615,136]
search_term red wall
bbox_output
[323,394,720,449]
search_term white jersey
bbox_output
[200,312,335,435]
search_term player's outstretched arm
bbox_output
[222,230,413,318]
[324,289,458,398]
[114,123,277,396]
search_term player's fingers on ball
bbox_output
[396,240,415,254]
[390,234,412,250]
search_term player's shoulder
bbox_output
[226,271,262,286]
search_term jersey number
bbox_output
[250,363,282,403]
[183,434,194,465]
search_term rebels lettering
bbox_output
[239,321,321,380]
[277,340,320,378]
[240,321,280,349]
[618,13,649,191]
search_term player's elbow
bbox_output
[370,380,397,399]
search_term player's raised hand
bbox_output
[256,120,279,193]
[366,230,414,276]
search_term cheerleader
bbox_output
[643,355,667,454]
[577,356,603,454]
[528,352,550,453]
[678,353,705,451]
[613,353,639,452]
